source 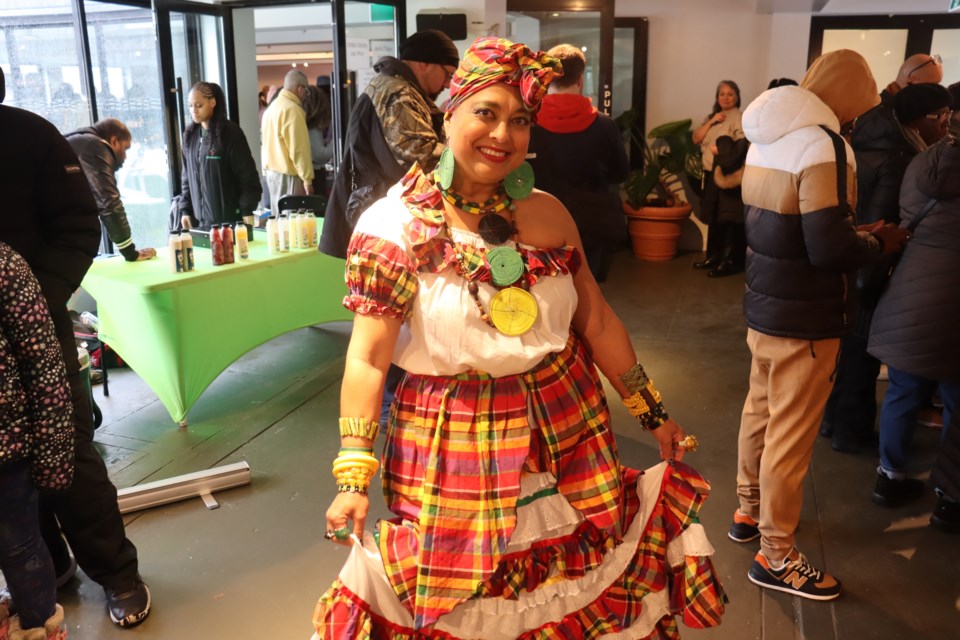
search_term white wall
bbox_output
[233,8,262,173]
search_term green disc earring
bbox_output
[437,147,456,189]
[504,161,535,200]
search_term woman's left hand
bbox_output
[651,418,686,463]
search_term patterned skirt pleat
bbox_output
[313,337,725,639]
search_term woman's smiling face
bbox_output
[445,83,533,189]
[717,83,738,111]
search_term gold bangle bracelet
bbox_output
[338,417,380,442]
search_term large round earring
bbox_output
[504,161,535,200]
[437,147,455,190]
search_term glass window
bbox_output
[84,1,171,251]
[0,0,91,133]
[821,29,909,88]
[612,27,634,121]
[932,29,960,86]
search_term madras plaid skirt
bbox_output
[313,336,725,639]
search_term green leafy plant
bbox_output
[616,110,703,209]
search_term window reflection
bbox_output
[0,0,91,132]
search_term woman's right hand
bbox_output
[325,491,370,545]
[712,112,727,125]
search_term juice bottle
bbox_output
[168,232,184,273]
[278,213,289,252]
[235,223,249,260]
[221,223,235,264]
[179,230,195,271]
[265,216,280,255]
[289,212,301,249]
[211,224,224,266]
[305,211,318,247]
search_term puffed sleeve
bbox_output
[342,232,419,319]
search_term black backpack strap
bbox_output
[906,197,937,233]
[819,125,847,207]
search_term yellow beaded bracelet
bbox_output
[339,417,380,442]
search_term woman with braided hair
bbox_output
[312,37,725,640]
[178,81,261,231]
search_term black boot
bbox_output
[693,255,720,270]
[707,259,742,278]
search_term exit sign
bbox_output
[952,0,960,13]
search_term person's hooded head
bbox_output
[800,49,879,127]
[893,83,952,146]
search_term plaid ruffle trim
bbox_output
[312,464,726,639]
[398,164,582,281]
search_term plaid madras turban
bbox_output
[447,37,563,117]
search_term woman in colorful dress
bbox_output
[313,38,725,640]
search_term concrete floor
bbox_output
[16,251,959,639]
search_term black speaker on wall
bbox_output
[415,13,468,41]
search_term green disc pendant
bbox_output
[504,161,535,200]
[487,246,525,287]
[437,147,456,189]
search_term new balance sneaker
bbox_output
[748,549,841,601]
[106,580,151,628]
[872,473,925,507]
[728,510,760,543]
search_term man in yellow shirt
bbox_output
[261,69,314,216]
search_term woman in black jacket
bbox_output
[179,82,261,231]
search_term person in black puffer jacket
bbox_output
[819,84,951,455]
[179,81,262,231]
[868,135,960,521]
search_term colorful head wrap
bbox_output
[447,37,563,117]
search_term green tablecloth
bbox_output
[81,239,352,423]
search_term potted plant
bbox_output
[616,111,703,261]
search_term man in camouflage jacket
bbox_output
[320,29,459,259]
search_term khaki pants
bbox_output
[736,328,840,562]
[265,169,305,217]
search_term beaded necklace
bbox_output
[440,187,538,336]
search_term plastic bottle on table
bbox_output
[278,213,290,252]
[221,223,235,263]
[235,223,249,260]
[304,211,317,247]
[289,212,301,249]
[211,224,224,266]
[265,216,280,255]
[179,230,195,271]
[168,232,184,273]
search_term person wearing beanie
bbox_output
[321,28,460,260]
[527,44,628,283]
[731,49,908,602]
[893,82,953,148]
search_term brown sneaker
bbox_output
[748,548,841,601]
[917,407,943,429]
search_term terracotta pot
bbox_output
[622,202,693,262]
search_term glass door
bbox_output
[83,1,171,251]
[505,0,613,115]
[154,0,234,200]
